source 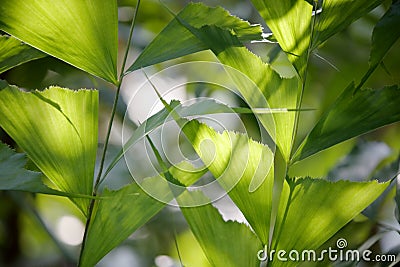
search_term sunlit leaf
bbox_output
[172,230,211,267]
[0,35,46,74]
[104,99,232,179]
[129,14,298,244]
[127,2,263,72]
[271,177,389,267]
[80,162,206,267]
[79,179,168,267]
[152,85,389,267]
[250,0,313,77]
[147,133,262,266]
[0,0,118,84]
[293,83,400,162]
[181,120,274,245]
[0,142,96,198]
[149,104,388,267]
[0,81,98,214]
[178,190,262,267]
[204,28,300,162]
[177,22,299,162]
[105,98,288,180]
[126,3,301,161]
[312,0,384,48]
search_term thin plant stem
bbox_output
[78,1,141,265]
[276,5,318,248]
[289,1,318,164]
[94,0,141,191]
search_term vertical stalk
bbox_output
[78,1,141,265]
[289,1,318,163]
[275,1,318,254]
[94,0,141,190]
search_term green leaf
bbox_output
[80,162,206,267]
[288,139,355,178]
[0,35,46,74]
[0,141,57,194]
[181,120,274,245]
[127,3,300,161]
[0,142,95,198]
[178,22,299,161]
[143,130,260,266]
[357,1,400,89]
[312,0,384,49]
[293,83,400,162]
[154,94,389,266]
[79,179,168,267]
[271,177,389,267]
[178,190,262,267]
[106,98,287,180]
[0,0,118,84]
[250,0,313,77]
[370,1,400,67]
[104,99,233,179]
[250,0,386,76]
[127,2,263,72]
[206,28,300,162]
[0,81,98,215]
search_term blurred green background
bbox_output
[1,0,399,266]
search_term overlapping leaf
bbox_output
[174,119,389,267]
[312,0,384,49]
[271,177,389,267]
[107,97,285,179]
[156,86,389,265]
[144,128,264,266]
[293,83,400,162]
[0,142,56,195]
[0,35,46,74]
[178,190,262,267]
[124,2,301,248]
[127,2,263,72]
[201,28,299,162]
[0,0,118,84]
[137,118,265,266]
[127,2,300,161]
[181,120,274,245]
[79,162,206,267]
[0,142,95,198]
[0,81,98,215]
[79,179,168,267]
[106,99,234,178]
[369,1,400,67]
[358,0,400,89]
[250,0,313,77]
[249,0,389,77]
